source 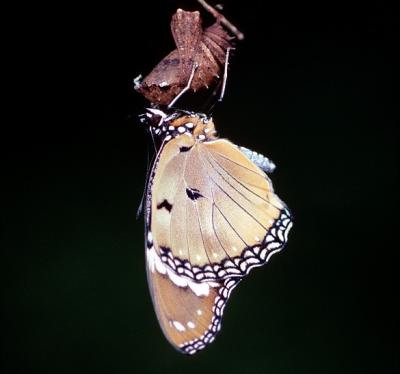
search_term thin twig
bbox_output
[196,0,244,40]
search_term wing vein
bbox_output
[208,146,267,177]
[211,198,233,261]
[204,147,268,205]
[168,150,190,259]
[195,148,235,261]
[200,148,270,231]
[193,196,213,266]
[213,200,249,247]
[205,146,283,213]
[183,146,212,266]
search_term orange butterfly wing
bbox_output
[144,113,292,354]
[150,134,292,280]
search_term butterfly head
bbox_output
[139,108,217,142]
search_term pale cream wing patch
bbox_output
[151,136,231,272]
[151,135,194,252]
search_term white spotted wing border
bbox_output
[156,208,293,282]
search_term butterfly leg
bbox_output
[218,47,232,102]
[167,63,199,109]
[202,47,233,113]
[239,146,276,173]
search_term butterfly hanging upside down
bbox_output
[141,107,293,355]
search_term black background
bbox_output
[3,0,398,373]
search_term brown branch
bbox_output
[196,0,245,40]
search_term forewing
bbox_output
[150,137,292,281]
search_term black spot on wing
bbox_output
[160,246,171,253]
[186,187,204,201]
[180,145,193,153]
[157,199,173,212]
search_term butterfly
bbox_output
[140,107,293,354]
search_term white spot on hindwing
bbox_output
[188,281,211,297]
[146,247,214,297]
[147,245,166,275]
[168,268,188,287]
[147,231,153,244]
[172,320,185,332]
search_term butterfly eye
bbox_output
[138,108,168,129]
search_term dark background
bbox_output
[3,0,398,373]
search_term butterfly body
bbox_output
[142,109,293,354]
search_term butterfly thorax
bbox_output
[141,108,217,142]
[169,114,217,141]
